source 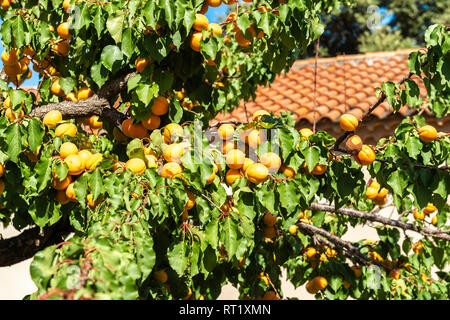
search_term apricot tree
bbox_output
[0,0,449,300]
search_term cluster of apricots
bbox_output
[43,110,108,208]
[1,46,33,87]
[1,2,75,88]
[412,202,439,225]
[189,0,271,54]
[365,179,390,206]
[1,94,25,123]
[152,268,194,300]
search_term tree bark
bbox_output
[0,220,73,267]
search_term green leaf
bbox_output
[89,169,104,201]
[30,246,58,291]
[28,118,45,153]
[35,157,53,193]
[100,45,124,73]
[302,146,320,172]
[5,123,22,163]
[136,83,159,106]
[387,169,409,196]
[168,241,189,276]
[220,217,239,259]
[106,12,124,43]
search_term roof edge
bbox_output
[293,48,422,68]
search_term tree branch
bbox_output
[296,221,373,266]
[0,220,73,267]
[309,203,450,241]
[331,71,415,151]
[29,71,137,127]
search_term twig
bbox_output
[309,203,450,241]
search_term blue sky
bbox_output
[0,3,392,89]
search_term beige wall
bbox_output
[2,188,446,300]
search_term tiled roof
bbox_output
[214,48,427,125]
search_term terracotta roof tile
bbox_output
[213,49,428,127]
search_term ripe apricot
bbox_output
[389,269,401,280]
[345,134,363,153]
[135,57,150,73]
[310,164,327,175]
[1,49,17,65]
[431,215,438,226]
[193,14,209,31]
[63,0,71,12]
[412,241,424,254]
[206,165,217,184]
[141,114,161,130]
[418,125,437,143]
[354,144,375,166]
[235,30,250,47]
[413,209,425,220]
[340,114,358,132]
[365,187,379,200]
[198,2,208,14]
[207,0,222,7]
[245,163,269,184]
[225,149,245,170]
[423,202,437,214]
[351,265,362,278]
[262,291,279,300]
[43,110,62,128]
[280,164,295,178]
[78,150,93,167]
[88,115,103,129]
[52,174,72,190]
[263,226,276,239]
[225,169,242,185]
[312,276,328,291]
[304,247,317,260]
[51,79,64,97]
[65,182,77,201]
[160,162,183,179]
[55,123,77,138]
[217,123,235,140]
[53,40,70,56]
[289,225,298,235]
[185,190,195,210]
[57,22,71,40]
[163,143,184,163]
[305,280,319,295]
[65,92,78,102]
[222,140,236,154]
[190,32,203,52]
[260,152,281,173]
[0,163,4,177]
[56,190,70,205]
[122,120,148,139]
[164,123,184,144]
[299,128,313,140]
[59,142,78,159]
[85,153,103,171]
[263,212,277,227]
[65,154,85,175]
[77,87,94,100]
[86,193,100,210]
[151,96,169,116]
[125,158,146,174]
[247,129,261,149]
[242,158,254,173]
[208,23,222,36]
